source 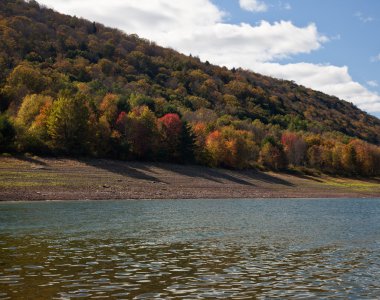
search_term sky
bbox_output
[36,0,380,118]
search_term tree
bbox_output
[47,95,90,153]
[0,114,15,151]
[206,126,258,169]
[307,145,322,169]
[129,94,155,111]
[127,106,158,159]
[99,93,119,126]
[259,139,287,170]
[191,122,210,164]
[16,94,53,128]
[349,139,376,176]
[281,131,306,166]
[341,143,357,175]
[14,94,53,152]
[157,113,183,161]
[205,130,225,167]
[179,122,196,163]
[3,63,48,108]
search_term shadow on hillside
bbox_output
[240,169,295,186]
[16,155,49,167]
[155,163,294,187]
[150,163,254,186]
[369,177,380,184]
[79,159,296,187]
[281,170,324,183]
[81,159,162,183]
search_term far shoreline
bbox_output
[1,196,380,203]
[1,156,380,201]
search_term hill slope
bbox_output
[0,0,379,176]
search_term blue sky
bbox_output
[219,0,380,93]
[38,0,380,117]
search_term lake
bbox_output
[1,198,380,299]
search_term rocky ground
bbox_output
[0,155,379,201]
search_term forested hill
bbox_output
[0,0,379,176]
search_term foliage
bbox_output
[259,140,287,171]
[0,114,15,151]
[125,106,158,159]
[0,0,380,176]
[47,95,90,153]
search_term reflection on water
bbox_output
[1,199,380,299]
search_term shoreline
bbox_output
[0,197,378,204]
[1,156,380,201]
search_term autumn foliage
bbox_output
[0,0,380,176]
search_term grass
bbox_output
[0,181,67,188]
[323,177,380,191]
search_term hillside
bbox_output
[0,0,380,176]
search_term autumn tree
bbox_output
[259,138,287,170]
[157,113,183,161]
[206,126,258,169]
[47,95,90,153]
[341,143,357,175]
[126,106,158,159]
[205,130,224,167]
[15,94,53,128]
[14,94,53,152]
[3,63,48,110]
[99,93,119,129]
[281,131,307,166]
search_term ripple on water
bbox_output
[1,199,380,299]
[1,238,377,299]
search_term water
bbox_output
[1,199,380,299]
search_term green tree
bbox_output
[127,106,158,159]
[47,95,90,153]
[3,64,49,109]
[0,114,15,151]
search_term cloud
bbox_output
[177,21,327,65]
[37,0,380,115]
[38,0,325,64]
[371,53,380,63]
[252,62,380,114]
[279,1,292,10]
[239,0,267,12]
[355,12,374,23]
[367,81,378,88]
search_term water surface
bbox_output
[1,198,380,299]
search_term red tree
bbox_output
[158,113,182,137]
[158,113,183,161]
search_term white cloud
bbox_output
[355,12,374,23]
[279,1,292,10]
[37,0,325,64]
[37,0,380,115]
[367,80,378,88]
[252,62,380,113]
[178,21,327,64]
[371,53,380,63]
[239,0,268,12]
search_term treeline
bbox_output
[0,0,380,176]
[2,90,379,176]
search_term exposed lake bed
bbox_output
[1,156,380,201]
[1,199,380,299]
